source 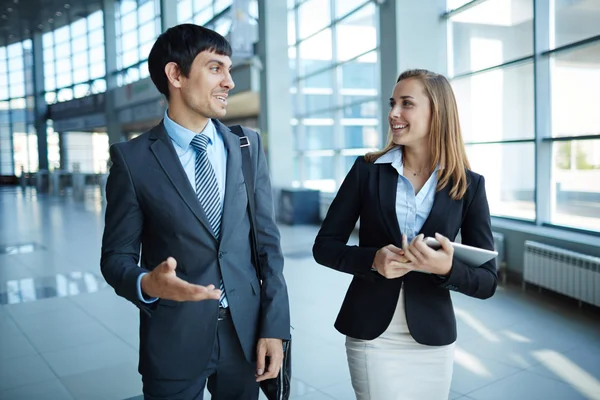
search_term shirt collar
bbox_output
[163,109,216,150]
[374,146,404,174]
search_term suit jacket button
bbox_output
[218,251,224,259]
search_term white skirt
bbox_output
[345,285,455,400]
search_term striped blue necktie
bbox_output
[190,134,228,308]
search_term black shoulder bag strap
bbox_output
[229,125,292,400]
[229,125,263,281]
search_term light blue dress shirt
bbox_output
[374,147,439,241]
[136,111,228,303]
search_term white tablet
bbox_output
[424,237,498,268]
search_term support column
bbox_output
[32,32,48,171]
[377,0,447,144]
[257,0,293,189]
[103,0,123,145]
[533,0,552,224]
[160,0,179,31]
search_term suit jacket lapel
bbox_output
[419,182,452,236]
[214,120,245,243]
[148,122,215,238]
[378,164,403,245]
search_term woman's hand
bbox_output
[372,244,414,279]
[402,233,454,276]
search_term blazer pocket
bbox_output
[249,278,260,296]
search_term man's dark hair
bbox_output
[148,24,232,100]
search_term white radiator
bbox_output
[524,241,600,307]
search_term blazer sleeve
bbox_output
[251,131,291,340]
[438,175,498,299]
[100,144,155,315]
[312,158,380,279]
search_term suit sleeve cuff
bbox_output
[137,272,158,304]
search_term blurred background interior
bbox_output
[0,0,599,399]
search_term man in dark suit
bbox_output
[100,24,290,399]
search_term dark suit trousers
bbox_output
[142,314,259,400]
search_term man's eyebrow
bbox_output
[206,59,232,69]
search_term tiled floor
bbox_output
[1,185,599,400]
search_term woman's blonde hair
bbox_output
[365,69,470,200]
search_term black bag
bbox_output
[230,125,292,400]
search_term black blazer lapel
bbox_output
[419,182,453,236]
[148,122,216,238]
[378,164,403,245]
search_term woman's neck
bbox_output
[402,146,431,174]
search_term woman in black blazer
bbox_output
[313,69,497,399]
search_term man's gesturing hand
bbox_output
[140,257,222,302]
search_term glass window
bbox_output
[551,139,600,232]
[73,52,89,69]
[71,18,87,37]
[121,12,138,32]
[45,76,56,91]
[552,0,600,49]
[447,0,472,10]
[448,0,533,76]
[178,0,193,21]
[73,68,90,84]
[194,0,212,10]
[43,48,54,63]
[122,49,139,68]
[452,62,534,143]
[56,59,71,73]
[343,124,378,148]
[8,43,22,58]
[304,125,334,150]
[89,30,104,48]
[466,142,535,220]
[342,99,378,118]
[45,91,57,104]
[92,79,107,93]
[288,11,296,46]
[57,88,73,103]
[140,61,150,78]
[193,7,213,25]
[120,0,137,15]
[73,83,90,98]
[139,0,156,24]
[335,0,367,18]
[336,3,376,62]
[90,62,106,79]
[56,73,72,88]
[90,47,105,64]
[299,28,332,76]
[54,25,71,43]
[72,36,88,54]
[340,51,378,90]
[88,10,104,31]
[305,154,335,191]
[140,42,154,60]
[303,93,334,115]
[43,32,54,48]
[122,30,139,51]
[10,84,25,98]
[298,0,331,40]
[551,42,600,138]
[55,42,71,59]
[215,0,233,14]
